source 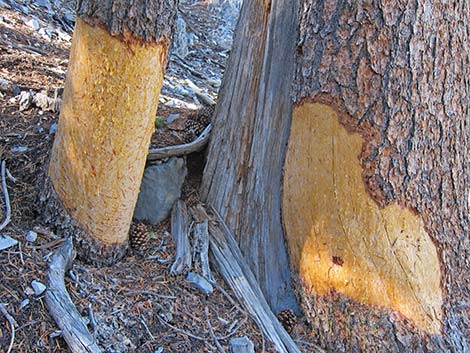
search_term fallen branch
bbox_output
[0,303,17,353]
[193,220,214,282]
[45,237,102,353]
[0,160,11,231]
[205,306,226,353]
[207,207,325,353]
[147,124,212,161]
[157,315,207,341]
[169,200,192,274]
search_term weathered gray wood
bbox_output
[207,209,324,353]
[193,220,213,282]
[200,0,299,313]
[0,161,11,231]
[169,200,192,274]
[45,237,102,353]
[147,124,212,161]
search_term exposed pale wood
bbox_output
[45,237,101,353]
[46,12,171,263]
[147,124,212,161]
[283,103,442,334]
[193,220,213,282]
[207,208,324,353]
[169,200,192,274]
[289,1,470,351]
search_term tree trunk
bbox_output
[201,0,300,313]
[43,0,177,265]
[203,0,469,351]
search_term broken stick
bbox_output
[45,237,101,353]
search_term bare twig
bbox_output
[205,306,226,353]
[217,317,247,340]
[140,317,155,341]
[0,303,17,353]
[0,160,12,231]
[86,304,97,333]
[17,242,24,266]
[124,290,176,300]
[5,168,16,183]
[157,315,207,341]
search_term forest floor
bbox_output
[0,1,316,352]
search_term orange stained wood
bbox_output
[49,18,166,244]
[282,103,443,334]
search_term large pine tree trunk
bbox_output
[203,0,469,351]
[43,0,176,265]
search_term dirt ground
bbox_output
[0,1,317,352]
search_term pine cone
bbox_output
[277,309,297,334]
[199,105,215,124]
[130,222,148,249]
[182,105,214,143]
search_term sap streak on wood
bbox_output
[45,237,101,353]
[292,0,469,351]
[207,210,323,353]
[201,0,300,313]
[170,200,192,274]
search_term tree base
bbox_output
[40,177,128,266]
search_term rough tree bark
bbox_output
[42,0,177,265]
[203,0,469,351]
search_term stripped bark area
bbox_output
[77,0,177,43]
[170,200,192,275]
[45,237,101,353]
[286,1,470,351]
[44,0,176,264]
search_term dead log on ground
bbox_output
[193,220,213,282]
[169,200,192,274]
[45,237,102,353]
[207,208,325,353]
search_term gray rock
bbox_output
[25,18,40,31]
[0,233,18,251]
[20,298,30,309]
[31,280,46,296]
[185,272,213,295]
[173,16,189,58]
[133,158,187,224]
[49,122,58,134]
[35,0,52,11]
[229,336,255,353]
[11,146,29,153]
[26,230,38,242]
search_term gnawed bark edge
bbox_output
[76,0,178,43]
[40,177,128,266]
[45,237,102,353]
